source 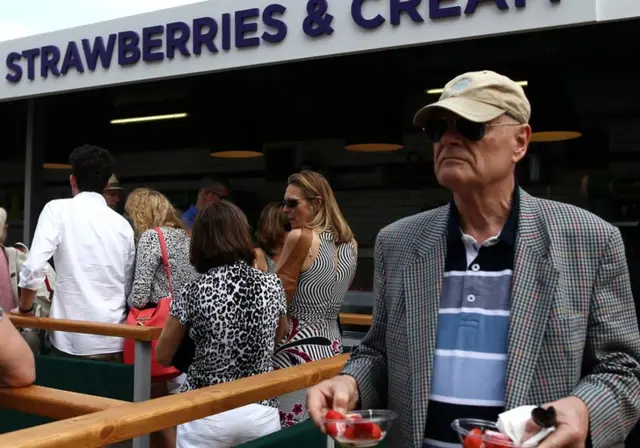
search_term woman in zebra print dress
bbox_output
[273,171,357,428]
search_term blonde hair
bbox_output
[287,170,354,244]
[124,188,184,238]
[256,202,288,256]
[0,207,6,228]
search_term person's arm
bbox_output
[0,306,35,387]
[570,227,640,446]
[156,283,191,366]
[340,232,388,409]
[124,228,136,299]
[127,231,161,309]
[274,277,288,343]
[18,203,61,313]
[254,248,269,273]
[156,315,187,367]
[348,239,358,288]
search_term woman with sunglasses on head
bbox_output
[273,170,357,428]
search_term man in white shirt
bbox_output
[16,144,135,361]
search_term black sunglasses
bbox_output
[281,198,301,208]
[423,117,519,143]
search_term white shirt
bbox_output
[19,192,135,355]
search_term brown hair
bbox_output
[190,200,256,273]
[124,188,185,239]
[287,170,354,244]
[256,202,288,256]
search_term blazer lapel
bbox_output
[404,207,449,447]
[505,190,559,409]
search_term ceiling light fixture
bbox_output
[110,113,188,125]
[210,150,264,159]
[43,163,72,170]
[530,131,582,143]
[426,80,528,95]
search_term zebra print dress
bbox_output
[273,230,357,427]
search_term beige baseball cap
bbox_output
[413,70,531,127]
[105,174,123,191]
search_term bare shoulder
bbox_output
[284,228,303,244]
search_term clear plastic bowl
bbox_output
[451,418,518,447]
[323,409,397,447]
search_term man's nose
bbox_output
[441,126,465,145]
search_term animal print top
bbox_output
[127,227,199,309]
[170,260,287,408]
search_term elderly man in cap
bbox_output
[103,174,123,210]
[181,176,230,230]
[307,71,640,447]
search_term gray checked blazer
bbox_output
[342,189,640,448]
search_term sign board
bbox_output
[0,0,600,101]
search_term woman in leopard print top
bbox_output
[125,188,199,310]
[156,200,287,448]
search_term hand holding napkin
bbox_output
[497,406,555,447]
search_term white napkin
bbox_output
[497,406,555,447]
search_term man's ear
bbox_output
[513,124,531,163]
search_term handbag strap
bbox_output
[155,227,173,297]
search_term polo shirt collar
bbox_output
[447,187,520,247]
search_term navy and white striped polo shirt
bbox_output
[423,192,519,447]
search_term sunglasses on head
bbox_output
[422,117,520,143]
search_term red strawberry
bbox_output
[463,428,484,448]
[484,430,512,448]
[369,423,383,440]
[324,410,346,438]
[343,425,357,440]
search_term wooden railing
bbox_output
[0,354,350,447]
[9,315,161,341]
[0,386,128,420]
[339,312,373,326]
[11,313,371,335]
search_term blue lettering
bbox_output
[515,0,561,6]
[262,4,287,43]
[166,21,191,58]
[22,48,40,81]
[142,25,164,62]
[351,0,385,30]
[192,17,218,55]
[235,8,260,48]
[429,0,461,19]
[118,31,141,65]
[6,52,22,83]
[464,0,509,15]
[60,41,85,75]
[221,13,232,51]
[40,45,61,78]
[391,0,424,25]
[81,35,116,70]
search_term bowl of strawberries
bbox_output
[323,409,397,447]
[452,418,517,448]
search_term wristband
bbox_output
[19,304,34,313]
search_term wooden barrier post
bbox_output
[9,315,162,448]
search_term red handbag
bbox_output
[123,227,181,381]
